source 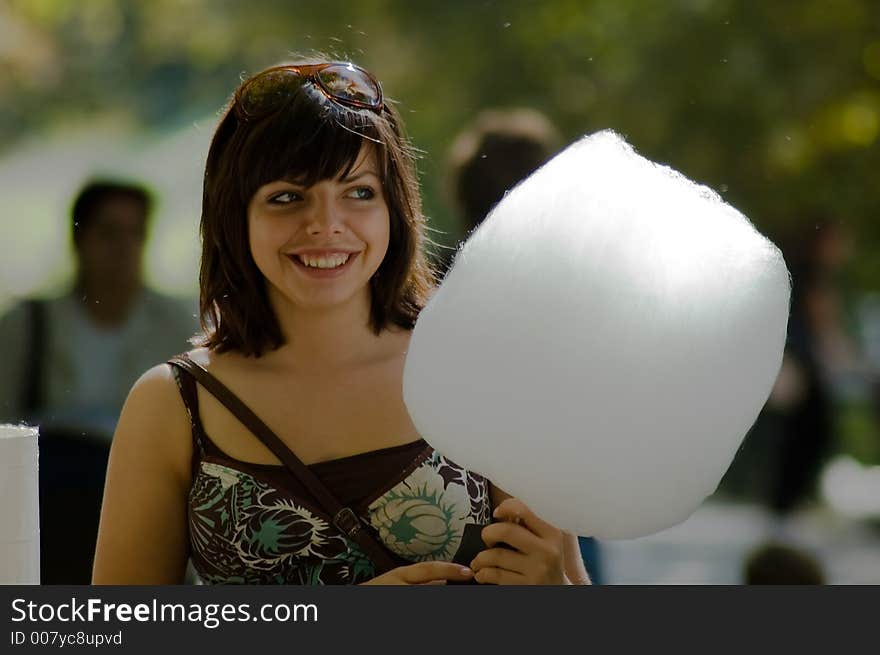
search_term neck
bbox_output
[76,276,142,328]
[267,287,382,371]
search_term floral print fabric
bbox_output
[189,450,492,585]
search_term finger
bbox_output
[473,566,528,586]
[481,521,546,555]
[471,546,529,575]
[493,497,558,540]
[402,562,473,584]
[416,579,448,586]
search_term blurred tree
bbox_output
[0,0,878,287]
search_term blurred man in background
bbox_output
[0,179,197,583]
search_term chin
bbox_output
[290,286,369,312]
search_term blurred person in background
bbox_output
[721,217,878,519]
[0,179,197,583]
[440,107,563,275]
[742,540,826,585]
[445,107,604,583]
[447,108,563,233]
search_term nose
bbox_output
[305,192,344,236]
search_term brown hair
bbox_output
[197,60,435,356]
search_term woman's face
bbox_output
[247,145,390,314]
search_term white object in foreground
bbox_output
[0,424,40,583]
[404,130,790,539]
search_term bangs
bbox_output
[236,86,388,203]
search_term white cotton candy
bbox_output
[404,130,790,539]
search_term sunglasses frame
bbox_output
[234,62,384,121]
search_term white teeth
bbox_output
[297,254,350,269]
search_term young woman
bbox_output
[92,60,590,585]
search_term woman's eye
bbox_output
[269,191,301,204]
[347,186,375,200]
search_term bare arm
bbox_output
[92,364,193,584]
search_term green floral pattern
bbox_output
[367,451,491,561]
[188,452,490,585]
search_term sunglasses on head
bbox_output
[234,62,384,121]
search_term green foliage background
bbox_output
[2,0,878,293]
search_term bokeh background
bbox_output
[2,0,878,583]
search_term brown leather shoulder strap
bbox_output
[166,353,398,575]
[168,361,207,460]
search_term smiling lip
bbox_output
[291,249,359,257]
[286,251,359,278]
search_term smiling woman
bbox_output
[247,149,390,312]
[91,58,589,586]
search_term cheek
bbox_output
[247,217,277,276]
[375,211,392,259]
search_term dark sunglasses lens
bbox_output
[239,69,301,117]
[317,64,381,108]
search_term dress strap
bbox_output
[165,353,399,574]
[168,359,207,458]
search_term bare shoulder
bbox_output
[113,361,193,481]
[184,345,249,377]
[125,361,185,413]
[185,346,213,368]
[162,345,239,377]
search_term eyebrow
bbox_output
[278,174,308,186]
[339,169,380,183]
[274,169,380,187]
